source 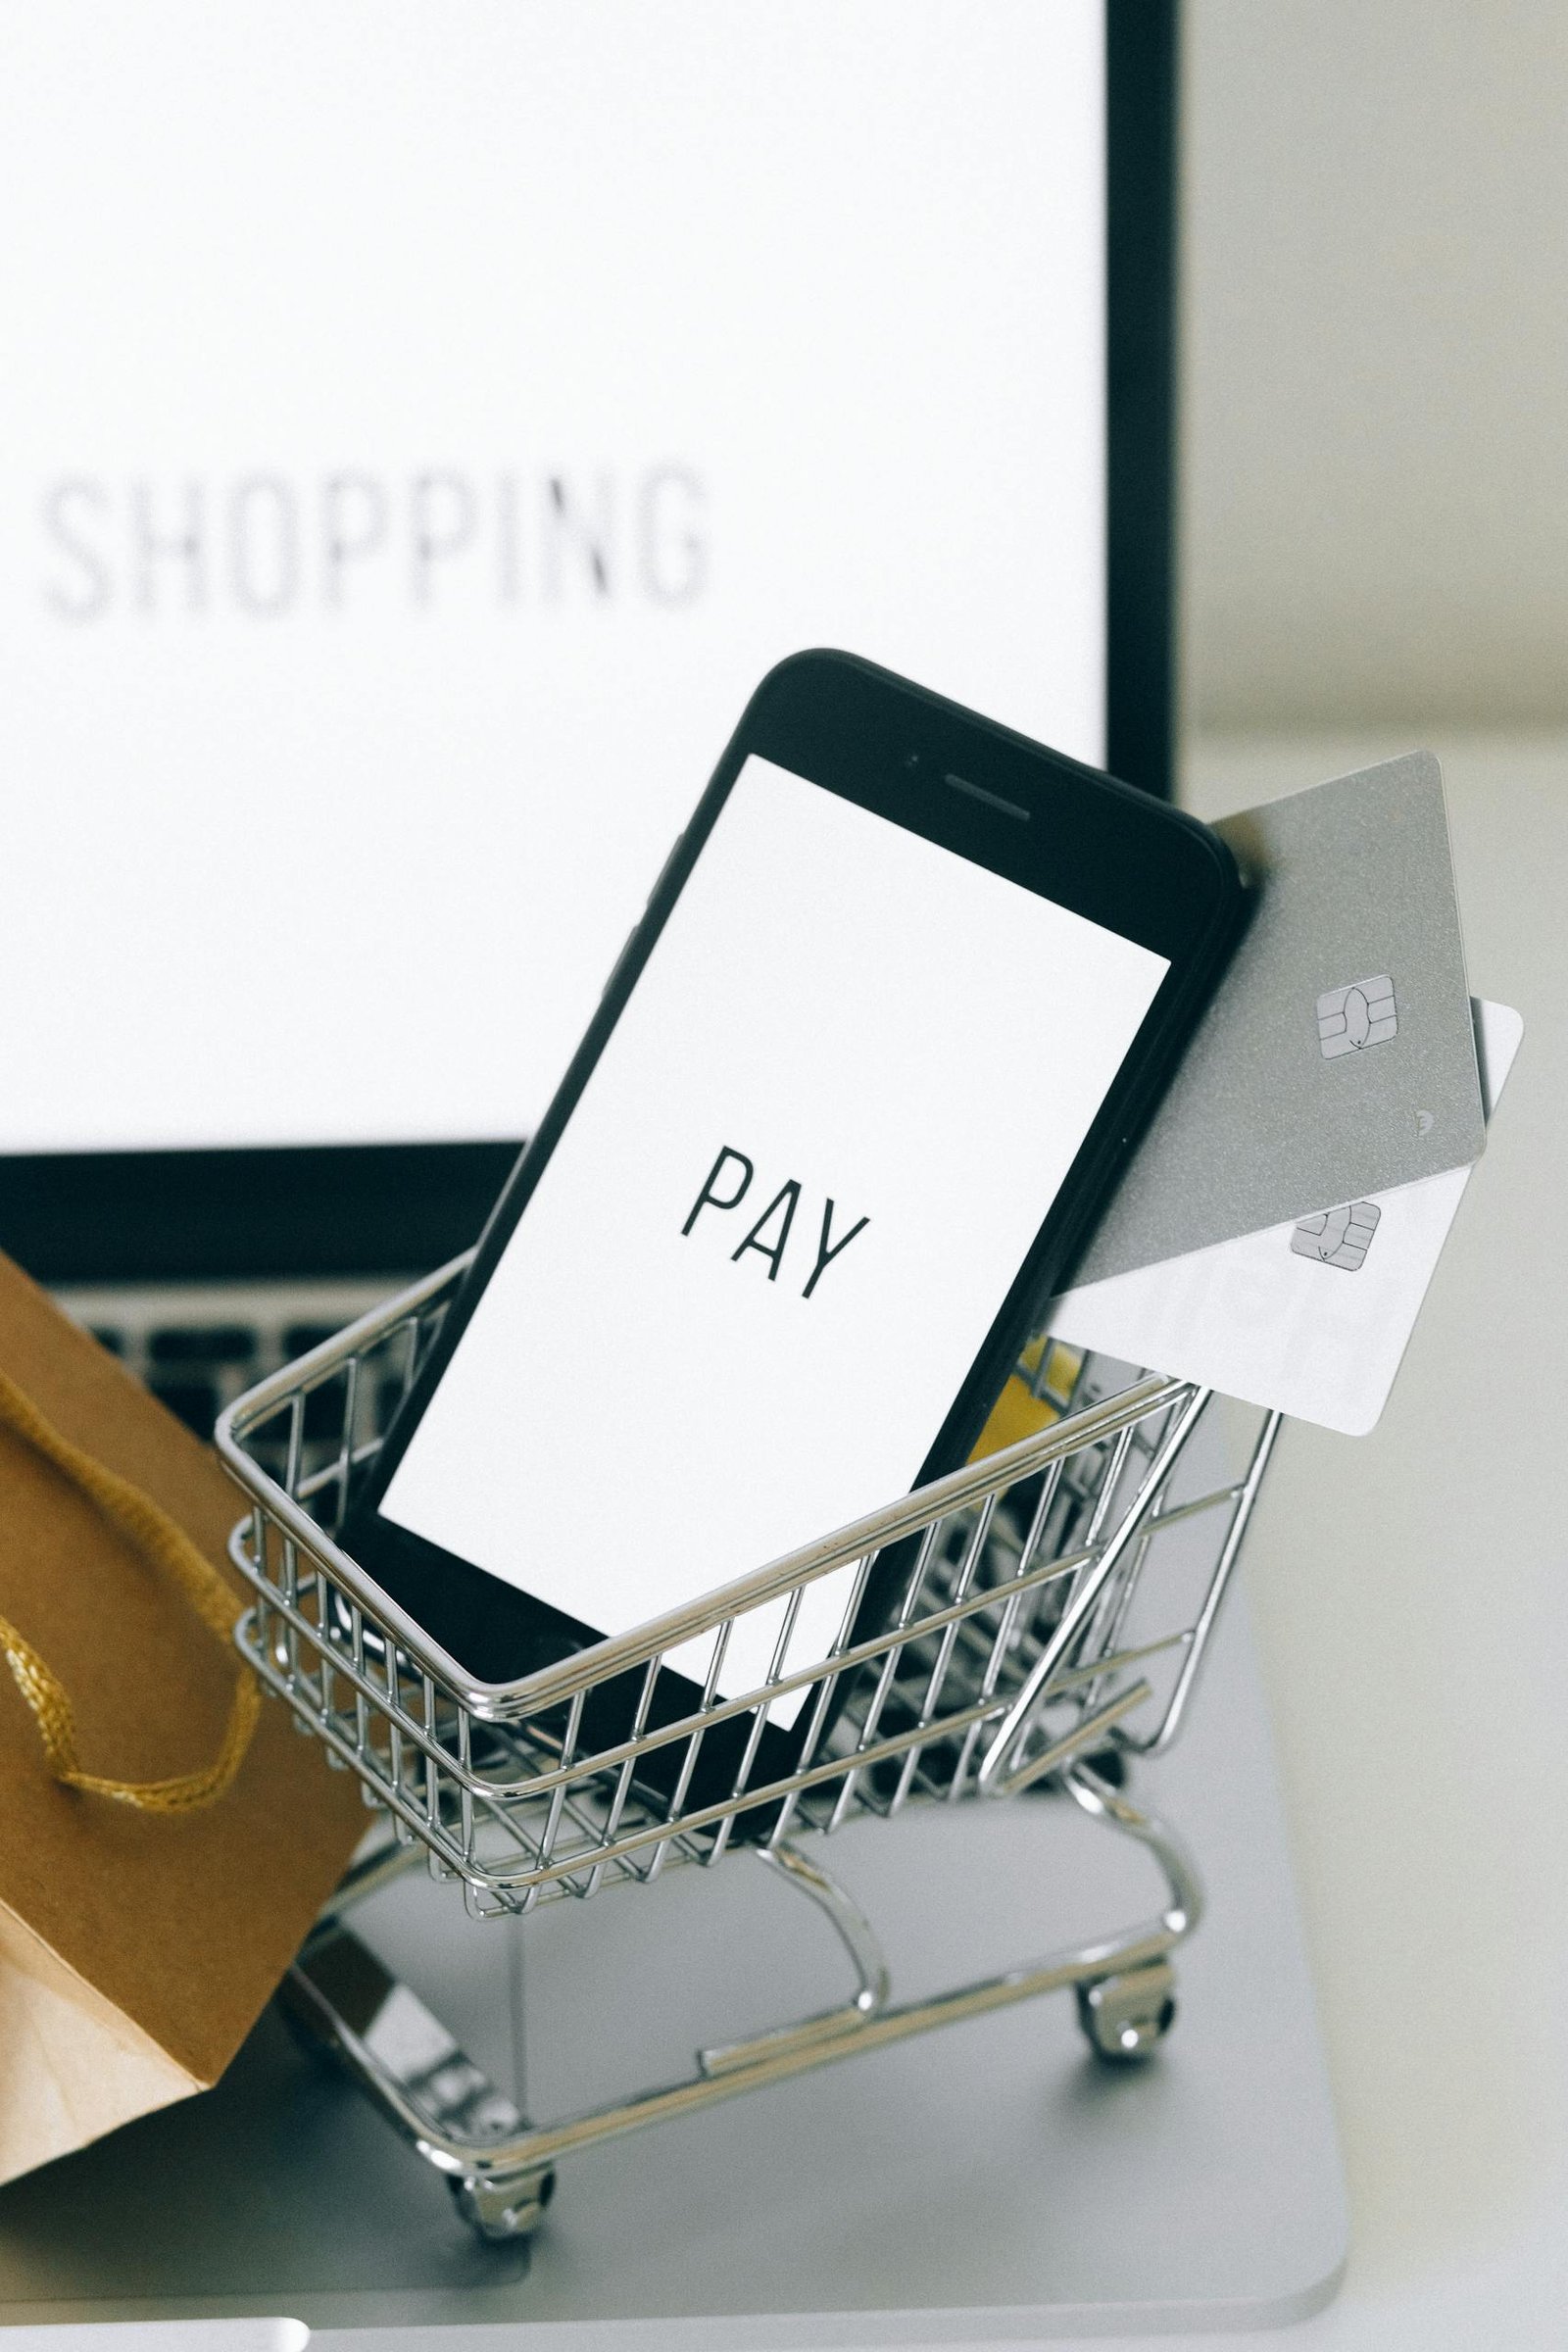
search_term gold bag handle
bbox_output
[0,1367,259,1812]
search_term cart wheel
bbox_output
[1075,1962,1176,2063]
[450,2162,557,2244]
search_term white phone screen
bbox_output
[380,756,1167,1703]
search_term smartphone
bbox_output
[341,652,1245,1803]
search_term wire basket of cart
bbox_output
[218,1251,1280,2242]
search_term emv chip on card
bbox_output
[1072,754,1488,1285]
[1047,1000,1520,1437]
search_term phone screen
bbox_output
[377,754,1169,1708]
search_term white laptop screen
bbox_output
[0,3,1106,1157]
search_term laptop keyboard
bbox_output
[55,1276,415,1443]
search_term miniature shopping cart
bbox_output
[217,1254,1281,2244]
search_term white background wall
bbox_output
[1183,1,1568,731]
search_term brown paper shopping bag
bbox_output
[0,1249,366,2185]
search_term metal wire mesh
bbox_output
[219,1255,1276,1919]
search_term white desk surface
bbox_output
[1056,728,1568,2352]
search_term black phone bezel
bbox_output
[339,648,1243,1810]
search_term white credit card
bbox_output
[1046,1000,1522,1436]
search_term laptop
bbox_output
[0,1,1175,1440]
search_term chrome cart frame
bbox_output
[217,1254,1280,2244]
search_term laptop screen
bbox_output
[0,3,1172,1278]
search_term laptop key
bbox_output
[149,1377,221,1438]
[149,1323,259,1365]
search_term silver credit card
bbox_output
[1073,752,1487,1286]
